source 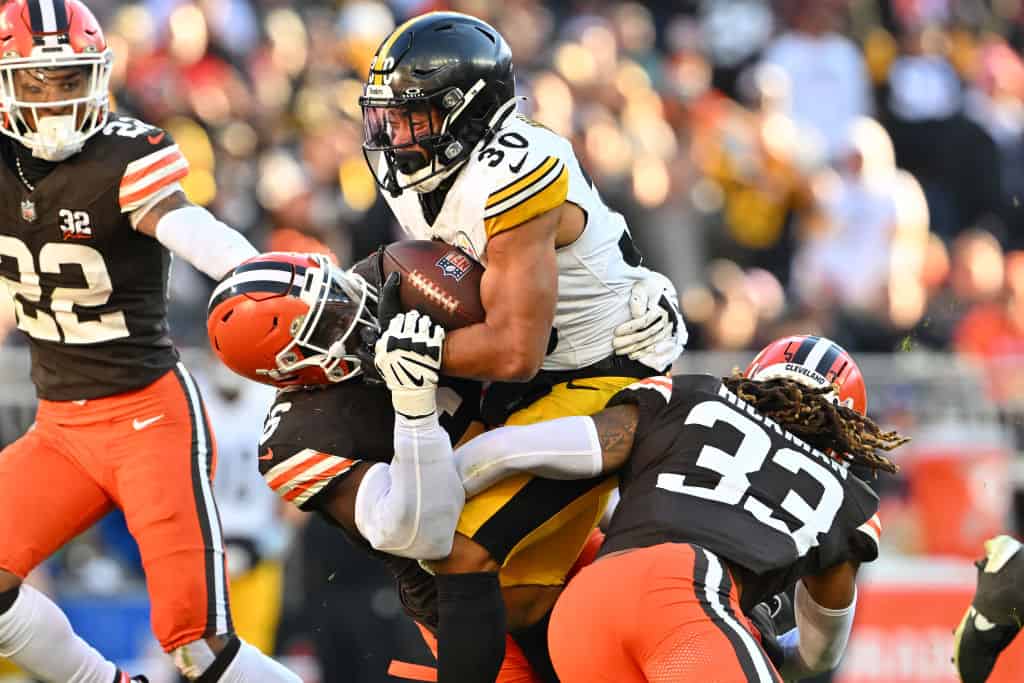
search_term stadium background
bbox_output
[2,0,1024,680]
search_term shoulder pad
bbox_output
[611,376,674,405]
[479,116,570,238]
[606,376,671,413]
[258,392,361,510]
[99,115,189,213]
[852,512,881,562]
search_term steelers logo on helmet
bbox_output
[0,0,114,161]
[207,253,379,388]
[744,335,868,415]
[359,12,516,196]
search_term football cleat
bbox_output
[953,535,1024,683]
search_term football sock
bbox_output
[436,572,506,683]
[192,636,301,683]
[0,583,118,682]
[510,608,559,683]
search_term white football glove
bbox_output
[374,310,445,418]
[613,272,687,372]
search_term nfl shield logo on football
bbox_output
[435,250,475,281]
[20,199,36,223]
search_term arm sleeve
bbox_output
[455,415,603,498]
[354,414,465,560]
[154,205,258,280]
[778,580,857,680]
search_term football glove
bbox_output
[747,592,792,671]
[375,305,445,419]
[356,269,402,385]
[953,535,1024,683]
[613,271,687,372]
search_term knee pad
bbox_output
[171,639,219,680]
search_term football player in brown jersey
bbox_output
[0,1,300,681]
[208,251,550,682]
[455,335,908,682]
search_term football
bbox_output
[381,240,486,330]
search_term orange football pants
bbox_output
[388,529,608,682]
[389,623,541,683]
[0,364,231,651]
[549,543,782,682]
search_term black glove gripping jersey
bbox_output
[0,114,189,400]
[601,374,881,611]
[259,376,482,631]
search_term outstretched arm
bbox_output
[135,190,258,280]
[456,404,639,497]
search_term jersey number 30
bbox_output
[0,236,129,343]
[658,400,844,555]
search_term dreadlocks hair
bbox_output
[721,373,906,474]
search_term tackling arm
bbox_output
[455,404,639,497]
[134,190,258,280]
[776,561,859,681]
[353,414,465,559]
[440,207,559,381]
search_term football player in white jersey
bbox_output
[360,11,686,681]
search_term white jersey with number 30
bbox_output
[382,113,653,371]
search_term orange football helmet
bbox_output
[207,252,378,387]
[0,0,112,160]
[744,335,868,415]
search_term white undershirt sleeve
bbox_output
[353,414,465,560]
[455,415,604,498]
[152,205,258,281]
[778,579,857,680]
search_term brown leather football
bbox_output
[380,240,485,330]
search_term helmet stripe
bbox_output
[28,0,69,47]
[231,260,306,277]
[209,268,303,312]
[372,13,433,86]
[208,281,303,314]
[789,335,820,365]
[27,0,45,34]
[814,343,842,376]
[802,337,834,373]
[49,0,69,33]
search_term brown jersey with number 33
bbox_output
[602,374,882,610]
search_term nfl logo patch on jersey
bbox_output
[435,250,475,281]
[20,199,36,223]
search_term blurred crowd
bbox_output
[4,0,1024,679]
[0,0,1020,400]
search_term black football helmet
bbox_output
[360,12,515,196]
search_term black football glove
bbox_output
[356,271,403,384]
[747,592,793,671]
